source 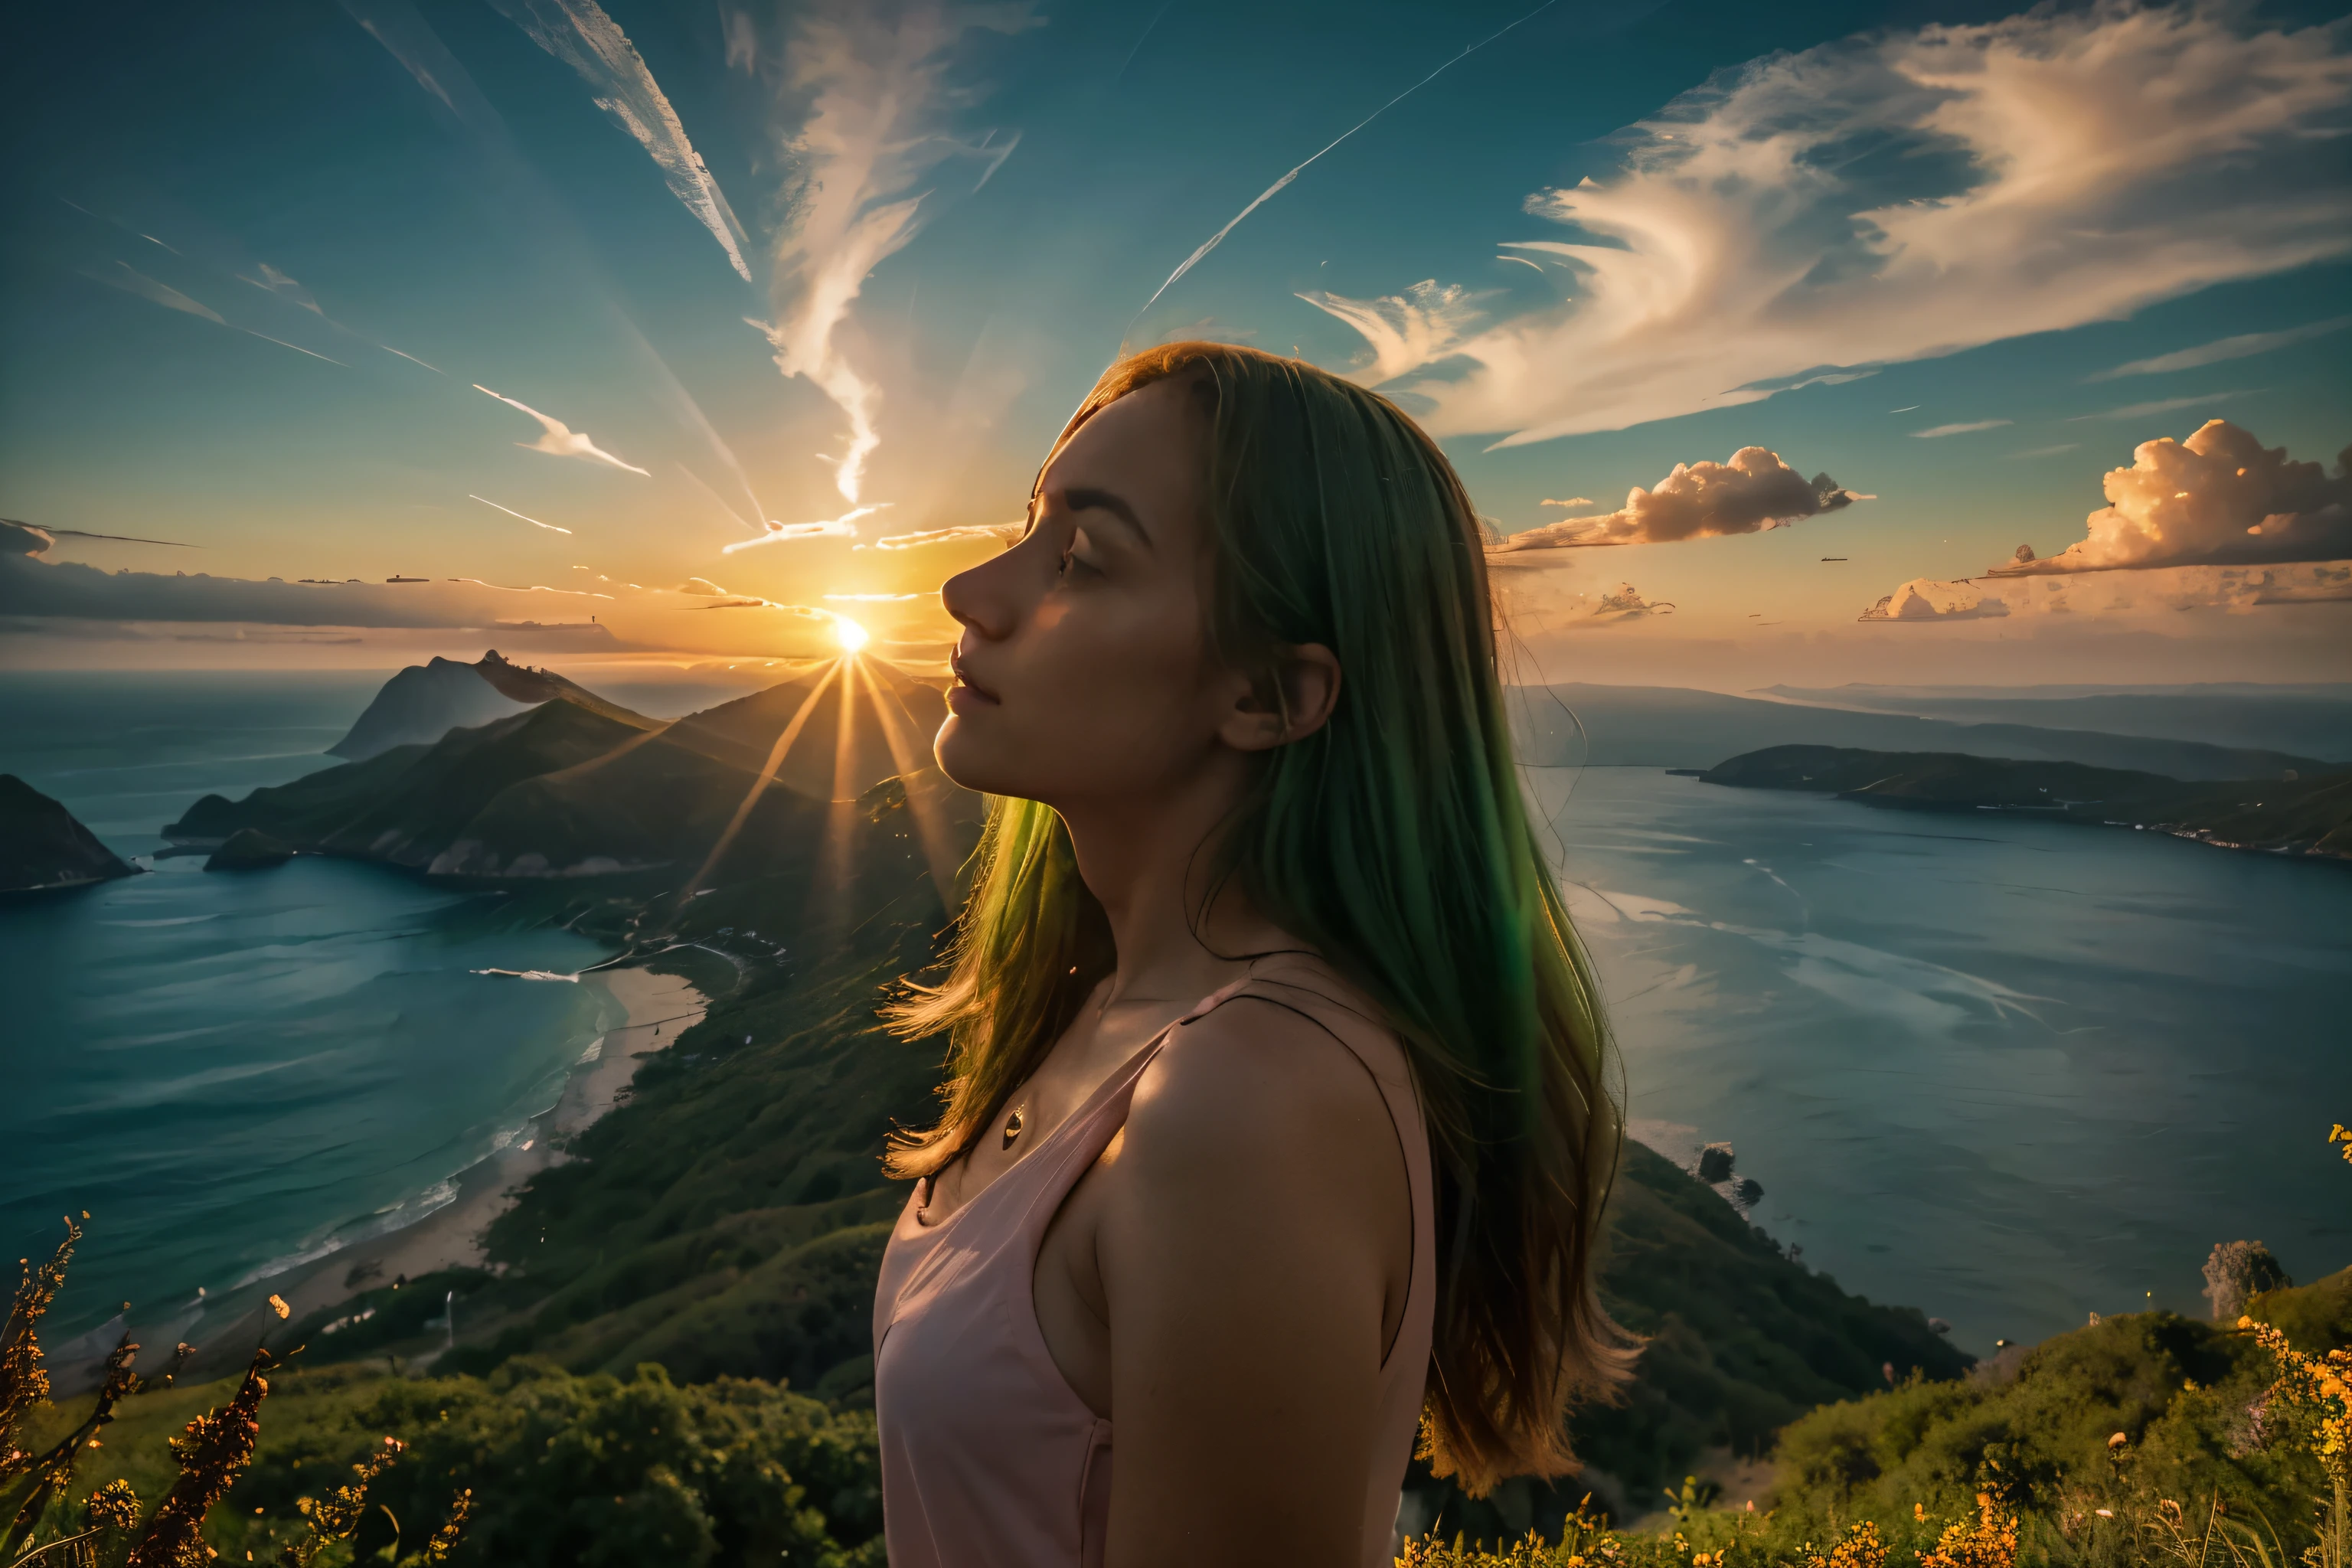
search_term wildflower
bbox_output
[0,1217,80,1473]
[123,1348,270,1568]
[1805,1519,1888,1568]
[424,1488,473,1563]
[82,1478,141,1532]
[1920,1494,2020,1568]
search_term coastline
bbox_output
[74,965,710,1390]
[279,965,708,1303]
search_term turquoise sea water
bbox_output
[0,674,617,1335]
[3,674,2347,1360]
[1544,769,2352,1351]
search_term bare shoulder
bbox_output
[1119,963,1408,1186]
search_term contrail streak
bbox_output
[1130,0,1562,328]
[2,519,198,547]
[469,494,573,533]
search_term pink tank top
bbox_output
[871,972,1438,1567]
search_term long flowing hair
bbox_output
[886,341,1632,1494]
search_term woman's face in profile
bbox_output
[936,377,1237,808]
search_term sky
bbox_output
[2,0,2348,690]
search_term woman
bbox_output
[872,342,1628,1566]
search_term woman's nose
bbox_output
[940,550,1018,642]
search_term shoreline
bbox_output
[276,965,709,1307]
[58,965,709,1393]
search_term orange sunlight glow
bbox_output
[833,616,870,653]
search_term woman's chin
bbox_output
[933,717,1010,796]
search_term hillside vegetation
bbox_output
[1703,745,2352,858]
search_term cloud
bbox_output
[4,520,54,556]
[1291,280,1494,385]
[871,523,1020,550]
[676,577,730,596]
[1990,419,2352,575]
[485,0,752,281]
[1912,420,2012,439]
[1541,497,1596,508]
[1870,560,2352,619]
[1305,5,2352,446]
[823,590,921,602]
[1560,582,1676,628]
[1494,446,1869,550]
[718,505,884,554]
[473,384,649,475]
[469,494,573,533]
[0,553,616,628]
[90,261,225,325]
[82,261,348,365]
[1857,578,2011,622]
[237,263,326,315]
[2089,315,2352,380]
[748,0,1039,505]
[2070,389,2255,421]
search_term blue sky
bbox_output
[3,0,2347,686]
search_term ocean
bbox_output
[4,671,2348,1356]
[1541,767,2352,1350]
[1,672,619,1338]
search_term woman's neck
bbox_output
[1056,753,1279,1014]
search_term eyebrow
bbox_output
[1059,486,1152,550]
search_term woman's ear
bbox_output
[1219,643,1343,753]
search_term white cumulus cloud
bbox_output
[1305,4,2352,446]
[1991,419,2352,574]
[1857,579,2011,622]
[1494,446,1868,550]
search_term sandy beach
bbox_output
[96,965,712,1387]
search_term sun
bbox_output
[833,616,869,654]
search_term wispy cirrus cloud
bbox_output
[1913,420,2011,439]
[718,505,887,554]
[746,0,1040,505]
[1292,280,1494,386]
[2088,315,2352,380]
[871,523,1020,550]
[485,0,752,280]
[1497,447,1868,550]
[1305,4,2352,446]
[82,262,348,366]
[2069,390,2256,422]
[473,384,649,475]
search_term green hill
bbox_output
[1701,744,2352,858]
[0,773,138,891]
[160,661,970,887]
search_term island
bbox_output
[1698,743,2352,858]
[0,774,139,891]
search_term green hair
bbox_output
[887,341,1631,1494]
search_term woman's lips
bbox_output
[948,653,1000,713]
